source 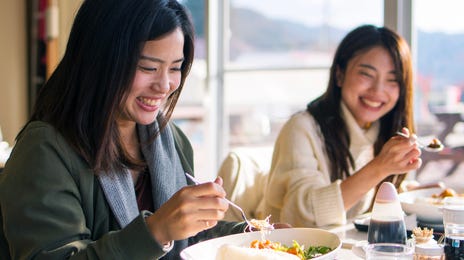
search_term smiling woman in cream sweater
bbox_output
[263,25,421,227]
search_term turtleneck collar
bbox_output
[340,101,379,147]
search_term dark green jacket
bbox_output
[0,121,245,259]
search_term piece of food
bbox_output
[248,215,274,232]
[432,188,457,199]
[412,227,434,244]
[414,188,464,206]
[250,239,332,260]
[427,138,443,149]
[216,244,300,260]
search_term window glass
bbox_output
[175,0,383,179]
[174,0,210,178]
[414,0,464,117]
[226,69,328,146]
[226,0,383,153]
[414,0,464,188]
[228,0,383,69]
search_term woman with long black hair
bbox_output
[264,25,421,228]
[0,0,247,259]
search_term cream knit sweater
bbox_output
[263,103,378,227]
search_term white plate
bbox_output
[180,228,341,260]
[398,188,444,223]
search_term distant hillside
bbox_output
[229,7,346,59]
[417,32,464,88]
[228,7,464,89]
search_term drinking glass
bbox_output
[443,197,464,260]
[365,243,414,260]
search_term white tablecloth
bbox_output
[327,223,366,259]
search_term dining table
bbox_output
[324,221,366,259]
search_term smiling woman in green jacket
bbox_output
[0,0,246,259]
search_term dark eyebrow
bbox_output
[140,55,184,64]
[359,63,396,74]
[359,64,376,71]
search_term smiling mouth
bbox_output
[138,97,159,107]
[361,97,383,108]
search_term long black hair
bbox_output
[27,0,195,172]
[307,24,414,186]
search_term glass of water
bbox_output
[365,243,414,260]
[443,197,464,259]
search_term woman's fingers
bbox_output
[375,132,422,175]
[145,176,234,243]
[146,176,236,244]
[178,184,229,212]
[400,127,410,136]
[214,176,223,186]
[186,181,227,198]
[148,185,230,243]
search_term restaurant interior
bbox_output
[0,1,463,258]
[1,0,463,185]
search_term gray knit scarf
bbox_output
[98,116,187,258]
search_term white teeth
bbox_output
[139,97,157,106]
[362,98,382,108]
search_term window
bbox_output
[178,0,384,180]
[228,0,383,69]
[225,0,383,150]
[413,0,464,187]
[414,0,464,121]
[174,0,210,179]
[178,1,464,186]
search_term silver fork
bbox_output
[184,172,257,230]
[395,131,444,152]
